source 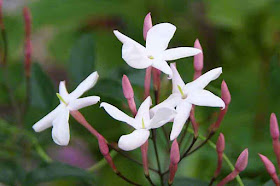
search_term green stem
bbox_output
[187,128,244,186]
[88,151,117,172]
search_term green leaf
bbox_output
[0,161,25,185]
[24,162,94,185]
[68,34,95,85]
[30,63,56,110]
[173,177,208,186]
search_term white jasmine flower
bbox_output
[100,96,176,151]
[114,23,201,77]
[151,64,225,140]
[32,72,100,146]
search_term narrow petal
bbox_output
[148,108,177,129]
[118,129,150,151]
[152,60,172,77]
[150,93,181,116]
[170,63,185,94]
[59,81,69,99]
[68,96,100,110]
[122,42,153,69]
[32,105,62,132]
[135,96,152,127]
[146,23,176,52]
[170,100,192,141]
[51,109,70,146]
[184,67,222,91]
[100,102,136,128]
[70,72,99,99]
[187,90,225,109]
[113,30,143,48]
[163,47,201,61]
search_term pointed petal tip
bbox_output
[122,74,134,99]
[194,39,202,49]
[270,113,279,139]
[259,153,276,174]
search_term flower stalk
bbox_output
[259,154,280,186]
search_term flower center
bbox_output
[148,55,154,60]
[177,85,187,99]
[56,93,68,105]
[142,118,145,129]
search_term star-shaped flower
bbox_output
[114,23,201,77]
[100,96,176,151]
[32,72,100,146]
[151,64,225,140]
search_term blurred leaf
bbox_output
[68,34,95,85]
[0,161,25,185]
[24,162,94,185]
[173,177,208,186]
[30,63,56,110]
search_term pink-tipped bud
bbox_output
[216,133,225,153]
[143,12,152,41]
[270,113,279,140]
[141,140,149,175]
[193,39,203,72]
[259,154,280,185]
[23,7,32,77]
[221,80,231,105]
[169,139,180,184]
[234,148,249,172]
[122,75,134,99]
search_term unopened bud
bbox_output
[270,113,279,140]
[169,139,180,184]
[141,140,149,175]
[122,75,134,99]
[143,12,152,41]
[221,80,231,105]
[144,67,152,98]
[216,133,225,153]
[98,134,109,156]
[235,148,249,172]
[259,154,279,185]
[193,39,203,72]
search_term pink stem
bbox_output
[273,140,280,170]
[23,7,32,77]
[144,67,152,98]
[217,169,239,186]
[214,152,223,177]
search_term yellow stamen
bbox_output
[177,85,184,97]
[142,118,145,129]
[148,55,154,60]
[56,93,67,105]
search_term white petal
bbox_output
[135,96,152,128]
[118,129,150,151]
[113,30,143,48]
[122,42,153,69]
[170,100,192,141]
[148,108,177,129]
[150,93,181,116]
[59,81,69,98]
[184,67,222,92]
[51,109,70,146]
[70,71,99,99]
[32,105,62,132]
[68,96,100,111]
[152,60,172,77]
[163,47,202,61]
[170,63,185,94]
[187,90,225,109]
[100,102,136,128]
[146,23,176,52]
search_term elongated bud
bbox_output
[193,39,203,80]
[152,68,161,103]
[209,81,230,131]
[259,154,280,186]
[169,139,180,185]
[97,134,117,172]
[23,7,32,77]
[235,148,249,172]
[144,67,152,98]
[143,12,152,40]
[141,140,149,176]
[221,80,231,105]
[270,113,279,140]
[122,75,137,116]
[215,133,225,177]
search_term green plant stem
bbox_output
[88,151,117,172]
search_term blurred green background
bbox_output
[0,0,280,185]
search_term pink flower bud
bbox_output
[98,134,109,156]
[270,113,279,140]
[259,154,279,185]
[23,7,32,77]
[141,140,149,175]
[144,67,152,98]
[235,148,249,172]
[221,80,231,105]
[193,39,203,72]
[169,139,180,184]
[216,133,225,153]
[122,75,134,99]
[143,12,152,41]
